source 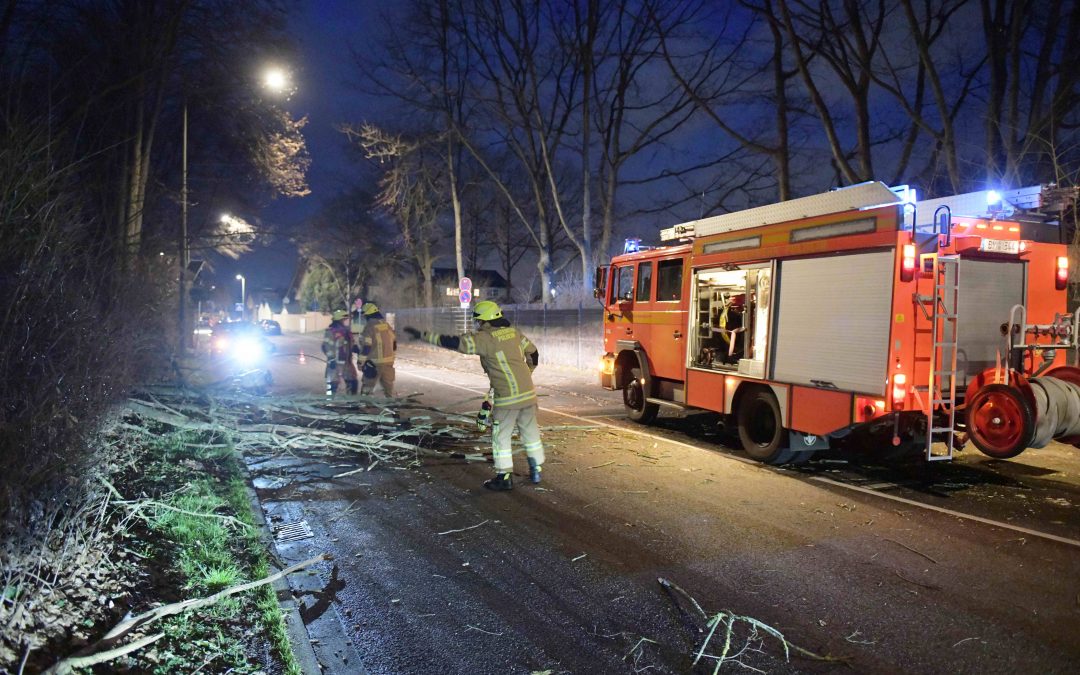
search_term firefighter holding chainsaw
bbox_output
[357,302,396,397]
[403,300,543,491]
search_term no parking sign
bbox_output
[458,277,472,308]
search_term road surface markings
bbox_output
[404,370,1080,550]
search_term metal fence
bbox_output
[390,304,605,372]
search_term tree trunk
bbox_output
[766,0,791,201]
[447,135,465,281]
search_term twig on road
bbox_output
[437,520,490,536]
[571,553,587,562]
[893,569,939,590]
[952,637,980,648]
[878,536,939,564]
[588,460,615,469]
[657,577,848,669]
[465,624,504,636]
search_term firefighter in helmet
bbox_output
[403,300,544,491]
[322,309,358,395]
[357,302,396,397]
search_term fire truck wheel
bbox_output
[624,368,659,424]
[737,387,791,464]
[967,384,1034,459]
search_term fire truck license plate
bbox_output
[980,238,1019,254]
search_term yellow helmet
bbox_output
[331,309,348,321]
[473,300,503,322]
[361,302,379,316]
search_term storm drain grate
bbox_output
[273,519,314,542]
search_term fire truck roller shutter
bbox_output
[772,250,893,396]
[949,259,1026,393]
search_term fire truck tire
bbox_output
[967,384,1035,459]
[737,387,791,464]
[624,368,659,424]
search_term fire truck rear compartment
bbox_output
[948,258,1026,396]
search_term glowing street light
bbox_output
[236,274,246,321]
[263,67,290,94]
[179,66,295,349]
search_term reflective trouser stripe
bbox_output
[491,405,544,473]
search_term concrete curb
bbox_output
[240,481,323,675]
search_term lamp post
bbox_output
[179,102,189,350]
[236,274,246,321]
[177,66,293,349]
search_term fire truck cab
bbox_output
[597,182,1079,464]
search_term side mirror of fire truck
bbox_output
[593,265,609,302]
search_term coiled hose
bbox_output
[1029,376,1080,447]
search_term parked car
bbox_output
[258,319,282,335]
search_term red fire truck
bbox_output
[596,182,1079,464]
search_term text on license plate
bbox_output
[980,238,1019,254]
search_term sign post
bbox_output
[458,277,473,309]
[458,277,473,333]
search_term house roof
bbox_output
[432,268,508,288]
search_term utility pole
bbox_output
[178,102,189,351]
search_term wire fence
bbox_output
[390,304,605,372]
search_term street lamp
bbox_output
[263,67,290,94]
[178,65,294,350]
[236,274,246,321]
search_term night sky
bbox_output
[230,1,390,294]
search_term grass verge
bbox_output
[131,429,302,675]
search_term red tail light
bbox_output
[892,373,907,410]
[1056,256,1068,290]
[900,244,916,282]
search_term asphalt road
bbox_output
[247,332,1080,674]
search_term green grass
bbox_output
[133,428,303,675]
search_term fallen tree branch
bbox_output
[44,632,165,673]
[657,578,848,670]
[44,553,330,675]
[437,520,489,536]
[879,536,939,564]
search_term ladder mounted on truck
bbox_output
[912,205,960,461]
[914,255,960,460]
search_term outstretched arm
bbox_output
[403,327,473,354]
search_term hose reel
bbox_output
[966,366,1080,459]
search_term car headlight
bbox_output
[231,336,265,365]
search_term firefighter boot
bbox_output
[527,458,542,484]
[483,472,513,491]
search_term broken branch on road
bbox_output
[437,520,490,536]
[658,577,848,670]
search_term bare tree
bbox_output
[295,187,389,310]
[350,124,448,307]
[979,0,1080,187]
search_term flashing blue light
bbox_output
[623,238,642,254]
[986,190,1001,205]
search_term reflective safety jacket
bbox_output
[360,318,396,364]
[322,321,353,362]
[424,324,539,409]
